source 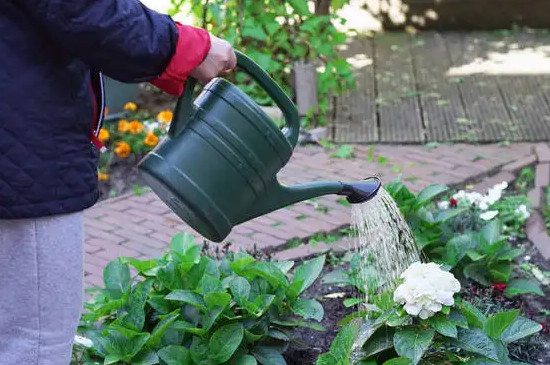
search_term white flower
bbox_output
[493,181,508,191]
[145,121,160,131]
[74,335,93,348]
[437,201,450,210]
[480,210,499,221]
[484,187,502,205]
[393,262,461,319]
[478,200,489,210]
[515,204,530,220]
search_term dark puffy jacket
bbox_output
[0,0,206,219]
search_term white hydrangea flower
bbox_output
[515,204,530,220]
[74,335,93,348]
[480,210,499,221]
[393,262,461,319]
[437,201,450,210]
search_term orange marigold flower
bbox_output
[128,120,144,135]
[114,141,131,158]
[123,102,138,111]
[118,119,130,133]
[97,172,109,181]
[144,131,159,147]
[157,110,173,123]
[98,128,110,142]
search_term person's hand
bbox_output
[190,34,236,84]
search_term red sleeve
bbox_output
[150,23,211,96]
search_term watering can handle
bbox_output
[170,51,301,147]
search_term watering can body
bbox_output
[138,52,381,242]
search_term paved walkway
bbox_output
[83,142,538,288]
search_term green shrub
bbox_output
[74,233,326,364]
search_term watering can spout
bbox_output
[235,177,382,225]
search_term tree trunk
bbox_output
[315,0,331,15]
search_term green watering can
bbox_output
[138,51,381,242]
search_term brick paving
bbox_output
[82,142,539,288]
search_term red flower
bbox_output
[492,283,507,291]
[450,198,458,207]
[540,322,549,334]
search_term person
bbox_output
[0,0,236,363]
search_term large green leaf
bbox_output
[362,326,395,358]
[98,330,150,364]
[146,310,180,348]
[271,318,325,331]
[444,235,477,267]
[252,346,287,365]
[462,301,487,329]
[209,323,244,363]
[243,262,288,288]
[230,276,251,303]
[170,232,196,253]
[383,358,413,365]
[500,316,542,343]
[504,279,544,297]
[393,327,434,364]
[233,355,258,365]
[429,313,457,338]
[288,0,310,15]
[291,298,324,322]
[165,290,207,310]
[202,306,224,332]
[488,262,512,283]
[482,220,502,245]
[463,263,490,286]
[158,345,191,365]
[289,255,325,298]
[121,279,153,332]
[229,255,255,274]
[133,350,159,365]
[120,257,158,273]
[453,327,499,361]
[104,259,131,299]
[484,310,519,339]
[432,208,466,223]
[204,292,231,309]
[414,184,448,209]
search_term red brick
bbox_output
[84,228,126,244]
[502,155,537,172]
[121,241,164,258]
[95,244,144,261]
[85,274,104,289]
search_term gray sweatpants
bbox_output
[0,212,84,365]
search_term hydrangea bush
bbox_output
[317,262,542,365]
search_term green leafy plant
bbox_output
[75,233,326,364]
[169,0,355,127]
[384,180,463,251]
[317,280,542,364]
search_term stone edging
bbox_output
[526,144,550,260]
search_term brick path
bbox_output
[83,142,537,288]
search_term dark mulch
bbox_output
[285,264,356,364]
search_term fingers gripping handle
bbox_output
[171,51,300,147]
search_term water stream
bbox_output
[348,187,421,362]
[350,187,420,301]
